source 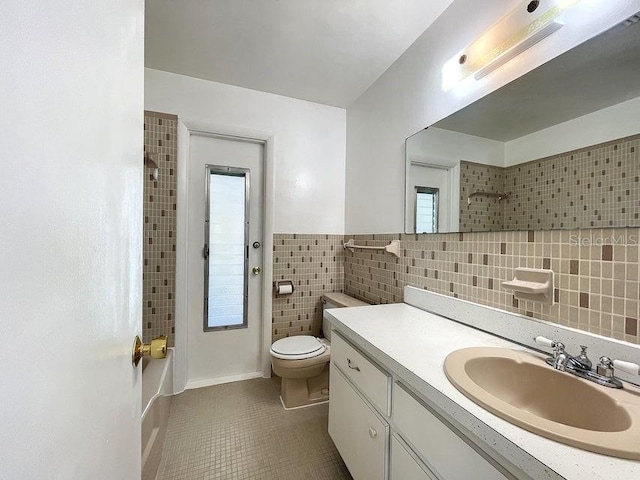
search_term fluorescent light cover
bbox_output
[442,0,582,91]
[474,20,564,80]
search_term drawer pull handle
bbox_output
[347,358,360,372]
[368,427,378,439]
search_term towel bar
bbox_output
[343,239,400,258]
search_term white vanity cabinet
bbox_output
[328,364,389,480]
[330,333,391,415]
[390,434,437,480]
[329,332,509,480]
[392,383,508,480]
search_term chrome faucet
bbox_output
[547,342,591,373]
[597,356,615,379]
[551,342,568,371]
[575,345,593,369]
[533,336,639,389]
[535,337,580,372]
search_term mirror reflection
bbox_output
[405,18,640,234]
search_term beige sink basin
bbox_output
[444,347,640,460]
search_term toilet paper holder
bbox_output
[274,280,295,296]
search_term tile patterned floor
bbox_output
[156,377,352,480]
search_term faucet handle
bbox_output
[534,336,566,361]
[575,345,592,370]
[612,359,640,376]
[597,356,614,378]
[553,342,565,355]
[534,336,556,348]
[598,356,640,377]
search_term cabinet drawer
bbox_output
[390,434,437,480]
[393,384,507,480]
[329,364,389,480]
[331,333,390,415]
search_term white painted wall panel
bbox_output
[145,68,346,234]
[407,127,505,168]
[505,95,640,166]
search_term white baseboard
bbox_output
[279,396,329,411]
[185,371,264,390]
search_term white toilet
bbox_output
[270,292,368,409]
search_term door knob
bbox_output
[132,335,167,367]
[252,266,261,275]
[368,427,378,439]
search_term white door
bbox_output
[187,134,264,385]
[0,2,144,479]
[408,163,453,233]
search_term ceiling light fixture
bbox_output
[442,0,582,91]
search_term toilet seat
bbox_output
[270,336,327,360]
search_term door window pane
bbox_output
[205,169,248,330]
[416,188,439,234]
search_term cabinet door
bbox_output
[390,435,437,480]
[393,384,507,480]
[329,364,389,480]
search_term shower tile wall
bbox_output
[459,162,505,232]
[344,230,640,345]
[143,111,177,346]
[272,234,345,341]
[459,134,640,232]
[504,134,640,230]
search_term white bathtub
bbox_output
[142,348,174,480]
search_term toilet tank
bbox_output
[321,292,369,341]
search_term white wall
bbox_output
[407,94,640,175]
[145,68,346,234]
[346,0,640,233]
[0,1,144,478]
[505,95,640,165]
[407,127,505,167]
[405,128,502,232]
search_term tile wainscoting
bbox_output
[272,234,345,341]
[343,230,640,345]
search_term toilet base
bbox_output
[279,364,329,409]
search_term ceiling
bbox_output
[434,16,640,142]
[145,0,453,107]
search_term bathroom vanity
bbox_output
[326,287,640,480]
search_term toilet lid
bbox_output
[270,336,326,360]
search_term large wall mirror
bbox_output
[405,16,640,234]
